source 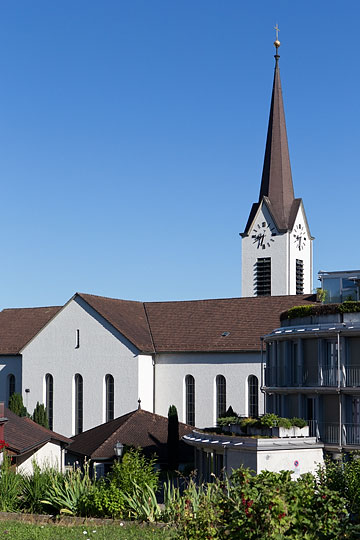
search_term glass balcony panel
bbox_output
[345,366,360,387]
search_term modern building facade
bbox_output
[263,305,360,453]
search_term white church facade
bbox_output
[0,42,316,437]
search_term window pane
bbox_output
[216,375,226,419]
[75,374,83,434]
[45,374,54,430]
[185,375,195,426]
[248,375,259,417]
[105,374,114,422]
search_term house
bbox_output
[67,407,194,476]
[0,403,71,473]
[0,40,316,438]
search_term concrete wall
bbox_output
[155,352,264,428]
[21,297,145,437]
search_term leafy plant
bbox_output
[0,453,21,511]
[109,448,159,494]
[122,482,161,522]
[20,462,53,513]
[41,462,92,515]
[277,417,292,429]
[291,417,308,428]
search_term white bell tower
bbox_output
[241,36,313,297]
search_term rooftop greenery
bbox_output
[280,301,360,321]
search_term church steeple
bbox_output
[258,38,295,231]
[241,32,313,298]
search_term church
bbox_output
[0,40,316,437]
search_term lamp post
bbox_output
[114,441,124,462]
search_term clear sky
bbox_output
[0,1,359,308]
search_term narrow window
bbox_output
[105,374,114,422]
[216,375,226,419]
[45,373,54,430]
[75,374,83,434]
[8,374,15,404]
[75,329,80,349]
[255,257,271,296]
[185,375,195,426]
[248,375,259,417]
[296,259,304,294]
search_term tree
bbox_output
[167,404,179,470]
[32,402,49,429]
[8,393,28,417]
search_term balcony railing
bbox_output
[265,365,360,388]
[310,421,360,446]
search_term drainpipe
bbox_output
[152,355,156,414]
[337,331,342,448]
[260,337,266,413]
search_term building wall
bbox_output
[155,352,264,428]
[242,202,312,297]
[17,441,64,474]
[0,356,22,406]
[21,297,144,437]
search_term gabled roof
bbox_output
[68,408,194,462]
[0,293,316,355]
[77,293,154,353]
[4,408,71,455]
[243,52,298,235]
[0,306,62,355]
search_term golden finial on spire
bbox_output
[274,23,280,50]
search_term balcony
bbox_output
[309,421,360,446]
[265,365,360,388]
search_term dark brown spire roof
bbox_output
[243,54,300,234]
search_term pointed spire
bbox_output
[258,34,295,230]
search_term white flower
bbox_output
[120,522,124,526]
[83,531,87,535]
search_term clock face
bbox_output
[293,224,307,251]
[251,221,277,249]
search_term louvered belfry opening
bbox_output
[255,257,271,296]
[296,259,304,294]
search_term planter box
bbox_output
[248,426,309,438]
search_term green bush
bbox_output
[277,417,292,429]
[8,393,28,417]
[20,462,54,514]
[291,417,308,428]
[109,448,159,494]
[80,480,125,518]
[32,402,49,429]
[174,468,351,539]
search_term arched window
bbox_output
[216,375,226,419]
[8,374,15,403]
[105,374,114,422]
[185,375,195,426]
[74,374,83,434]
[45,374,54,430]
[248,375,259,417]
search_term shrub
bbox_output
[291,417,308,428]
[32,402,49,429]
[109,448,159,494]
[277,417,292,429]
[8,393,28,417]
[167,405,179,470]
[41,463,92,515]
[20,462,54,514]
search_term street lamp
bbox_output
[114,441,124,461]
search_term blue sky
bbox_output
[0,1,359,308]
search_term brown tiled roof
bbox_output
[0,306,62,355]
[0,293,316,356]
[144,294,316,352]
[4,408,71,454]
[77,293,154,352]
[68,409,194,462]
